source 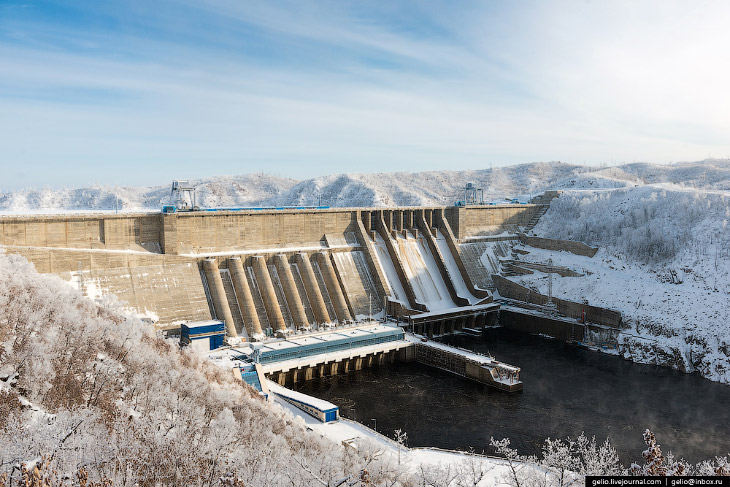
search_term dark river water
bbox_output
[293,328,730,465]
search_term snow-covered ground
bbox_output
[3,159,729,212]
[510,184,730,384]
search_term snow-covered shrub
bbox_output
[536,187,730,266]
[0,253,398,486]
[629,429,689,476]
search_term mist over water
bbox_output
[293,328,730,465]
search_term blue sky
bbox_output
[1,0,729,190]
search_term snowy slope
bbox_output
[4,159,728,212]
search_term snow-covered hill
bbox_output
[3,159,728,212]
[0,173,298,212]
[517,184,730,384]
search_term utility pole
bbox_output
[368,293,372,322]
[546,258,557,313]
[548,258,553,305]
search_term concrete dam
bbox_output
[0,204,541,339]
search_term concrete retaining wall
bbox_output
[413,342,521,391]
[499,309,585,342]
[415,342,466,376]
[493,275,622,328]
[518,234,598,257]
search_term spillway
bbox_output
[395,231,455,311]
[373,234,409,306]
[434,233,480,304]
[458,240,512,290]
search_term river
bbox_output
[293,328,730,465]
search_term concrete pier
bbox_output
[294,253,331,324]
[314,252,352,323]
[202,259,238,338]
[252,256,287,333]
[265,347,407,386]
[228,257,263,337]
[274,254,309,329]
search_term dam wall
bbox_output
[449,205,539,240]
[0,213,162,252]
[1,204,543,329]
[164,209,357,255]
[1,205,540,255]
[5,246,211,325]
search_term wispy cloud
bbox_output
[0,0,729,190]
